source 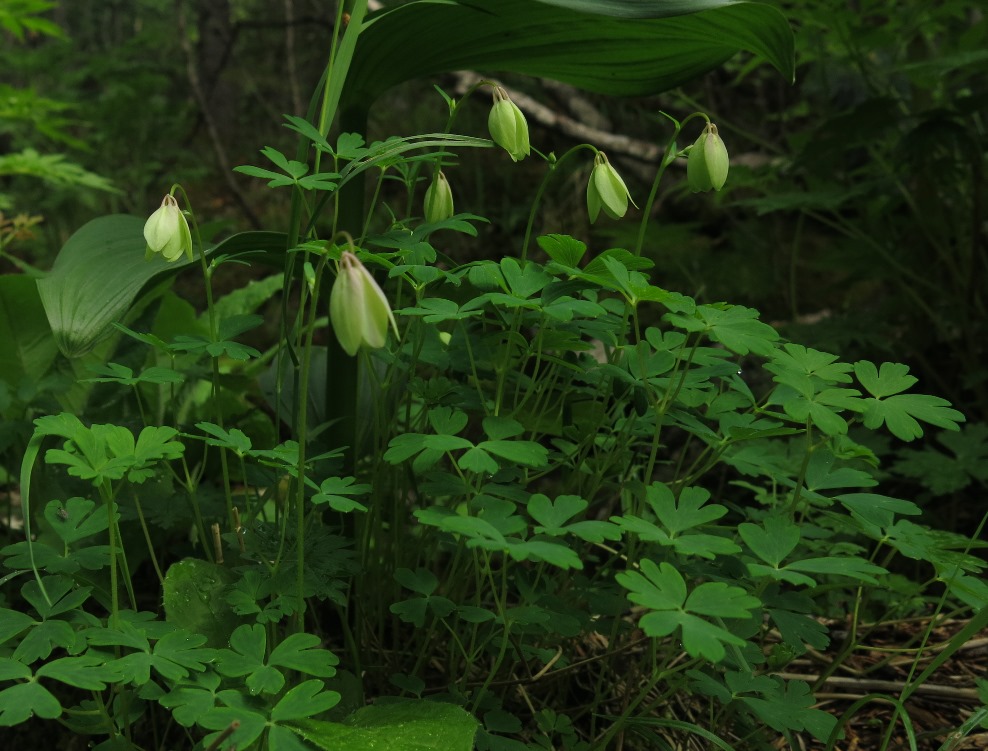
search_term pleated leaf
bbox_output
[344,0,794,111]
[36,215,285,358]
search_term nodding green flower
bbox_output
[488,85,530,162]
[144,194,193,262]
[587,151,633,223]
[330,250,399,356]
[687,122,730,192]
[424,170,454,224]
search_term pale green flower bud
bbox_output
[330,251,399,356]
[687,122,729,192]
[424,171,454,224]
[586,151,633,223]
[144,194,193,262]
[488,86,530,162]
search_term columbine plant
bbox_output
[687,120,730,192]
[330,249,399,356]
[586,150,635,222]
[424,170,454,223]
[487,85,530,161]
[143,192,192,262]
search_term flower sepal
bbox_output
[330,251,399,357]
[587,152,634,223]
[144,194,193,263]
[488,86,530,162]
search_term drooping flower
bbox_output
[329,251,399,356]
[687,122,730,192]
[144,194,193,262]
[587,151,633,223]
[424,171,454,224]
[488,85,530,162]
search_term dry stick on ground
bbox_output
[175,0,261,229]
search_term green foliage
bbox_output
[1,1,983,750]
[292,701,479,751]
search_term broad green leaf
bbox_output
[739,679,837,742]
[0,658,31,681]
[0,680,62,726]
[457,447,499,475]
[37,215,285,357]
[36,654,117,690]
[394,568,439,597]
[217,624,285,695]
[802,450,877,493]
[44,497,109,545]
[669,304,779,356]
[837,493,921,530]
[311,476,370,513]
[646,483,727,535]
[200,690,268,749]
[427,406,469,435]
[617,559,687,611]
[506,539,582,570]
[639,610,747,662]
[786,556,887,584]
[478,439,549,468]
[196,421,253,454]
[537,234,587,267]
[617,560,756,661]
[391,594,456,628]
[854,360,917,398]
[738,516,799,567]
[527,493,621,543]
[893,424,988,495]
[151,628,215,682]
[345,1,793,118]
[158,671,221,727]
[769,608,830,654]
[685,581,760,618]
[0,609,35,645]
[385,432,473,467]
[766,343,853,389]
[482,416,524,441]
[0,275,58,387]
[860,393,965,442]
[269,633,339,677]
[162,558,244,649]
[885,520,986,575]
[12,620,80,664]
[290,700,479,751]
[528,494,586,531]
[270,679,341,723]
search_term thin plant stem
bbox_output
[633,112,707,258]
[132,492,164,585]
[103,485,120,628]
[520,144,595,261]
[172,184,236,530]
[292,251,329,631]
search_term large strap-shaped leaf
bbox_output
[36,215,285,358]
[343,0,793,109]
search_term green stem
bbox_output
[104,486,120,627]
[633,112,707,258]
[521,144,597,261]
[292,253,329,630]
[132,491,164,586]
[172,184,235,530]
